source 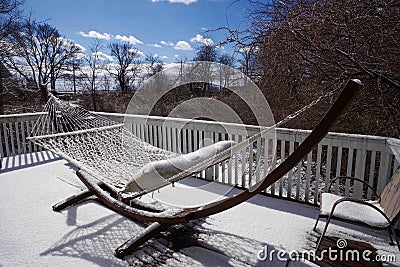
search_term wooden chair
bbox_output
[313,170,400,252]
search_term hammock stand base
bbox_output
[53,169,187,258]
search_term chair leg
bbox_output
[389,226,400,251]
[388,227,395,246]
[315,216,332,254]
[313,215,321,231]
[115,222,171,258]
[52,189,94,211]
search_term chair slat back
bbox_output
[380,168,400,222]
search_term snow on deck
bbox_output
[0,152,399,267]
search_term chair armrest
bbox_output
[329,197,392,225]
[327,176,379,199]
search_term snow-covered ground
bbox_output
[0,152,398,266]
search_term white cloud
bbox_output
[75,52,86,60]
[128,48,146,59]
[79,30,111,40]
[190,34,214,46]
[153,54,168,60]
[216,44,225,50]
[148,43,162,48]
[115,34,143,45]
[74,43,86,52]
[160,40,174,47]
[174,40,192,51]
[151,0,198,4]
[93,51,113,61]
[239,46,259,53]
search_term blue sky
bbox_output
[22,0,250,62]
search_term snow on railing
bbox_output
[1,112,399,208]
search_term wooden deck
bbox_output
[0,152,399,266]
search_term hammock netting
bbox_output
[28,89,330,199]
[29,94,177,191]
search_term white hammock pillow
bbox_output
[122,140,236,194]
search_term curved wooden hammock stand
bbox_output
[52,79,363,258]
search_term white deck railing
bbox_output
[1,112,399,208]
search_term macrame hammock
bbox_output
[25,80,363,258]
[27,80,359,204]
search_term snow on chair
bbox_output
[313,170,400,252]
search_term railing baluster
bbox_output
[162,126,167,151]
[354,148,366,199]
[287,139,294,198]
[9,122,16,156]
[234,134,239,186]
[148,124,154,146]
[21,121,27,155]
[377,151,390,195]
[248,138,253,187]
[140,124,145,143]
[324,145,333,193]
[335,147,343,194]
[227,133,233,186]
[15,122,21,154]
[171,128,177,153]
[187,128,193,153]
[295,150,302,201]
[279,139,285,197]
[182,128,187,154]
[240,135,247,188]
[30,121,38,152]
[220,133,227,183]
[270,138,277,195]
[314,144,322,205]
[345,148,354,197]
[0,124,4,157]
[132,122,137,136]
[26,120,34,153]
[305,151,312,203]
[367,151,377,199]
[199,130,205,179]
[263,137,269,193]
[157,125,162,149]
[254,138,262,187]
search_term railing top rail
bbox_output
[0,112,45,123]
[95,112,392,143]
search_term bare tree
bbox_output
[109,42,142,94]
[236,45,260,83]
[192,44,219,96]
[145,55,163,78]
[2,20,81,102]
[0,0,23,114]
[62,56,83,95]
[79,41,106,111]
[218,54,235,94]
[193,44,218,62]
[240,0,400,137]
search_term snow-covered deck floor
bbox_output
[0,152,399,267]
